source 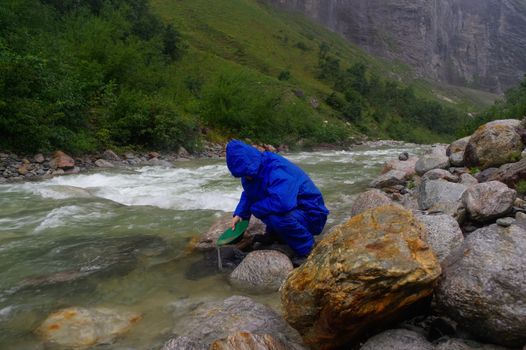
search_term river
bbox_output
[0,143,424,349]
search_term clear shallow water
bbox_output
[0,144,425,349]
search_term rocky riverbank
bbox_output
[0,142,227,183]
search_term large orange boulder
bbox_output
[281,205,441,349]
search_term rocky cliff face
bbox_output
[267,0,526,93]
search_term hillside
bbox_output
[267,0,526,94]
[0,0,498,154]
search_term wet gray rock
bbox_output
[161,336,207,350]
[34,154,45,163]
[418,180,467,221]
[462,181,516,222]
[167,296,304,349]
[351,189,393,217]
[13,235,167,292]
[436,224,526,347]
[416,214,464,263]
[147,158,172,167]
[459,173,478,187]
[211,332,303,350]
[359,329,434,350]
[516,212,526,230]
[449,152,465,167]
[229,250,293,293]
[94,159,114,168]
[475,167,499,183]
[178,146,190,158]
[399,152,409,161]
[370,170,407,188]
[415,154,450,176]
[447,136,471,167]
[496,217,515,227]
[382,157,417,179]
[435,338,511,350]
[421,169,459,183]
[103,149,120,161]
[488,158,526,189]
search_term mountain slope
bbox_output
[0,0,498,154]
[266,0,526,94]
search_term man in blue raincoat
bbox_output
[226,140,329,258]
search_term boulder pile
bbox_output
[279,118,526,349]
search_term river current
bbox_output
[0,143,424,349]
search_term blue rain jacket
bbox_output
[226,140,329,254]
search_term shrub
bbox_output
[516,180,526,195]
[278,70,291,81]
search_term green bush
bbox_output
[0,0,191,154]
[516,180,526,195]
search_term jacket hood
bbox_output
[226,140,263,178]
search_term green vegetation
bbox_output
[516,180,526,195]
[0,0,483,154]
[469,167,481,176]
[460,74,526,136]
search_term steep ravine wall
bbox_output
[267,0,526,93]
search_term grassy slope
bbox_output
[150,0,497,141]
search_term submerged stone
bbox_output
[36,307,141,348]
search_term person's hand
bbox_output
[230,215,242,230]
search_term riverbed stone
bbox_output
[350,189,393,217]
[210,332,302,350]
[418,180,467,221]
[370,170,407,188]
[103,149,120,161]
[416,214,464,262]
[167,296,304,349]
[192,214,266,251]
[421,169,459,182]
[36,307,141,348]
[94,159,114,168]
[462,181,516,222]
[459,173,478,186]
[50,151,75,170]
[229,250,293,293]
[496,217,515,227]
[382,157,418,179]
[161,336,207,350]
[34,153,45,163]
[435,338,511,350]
[399,152,409,161]
[16,235,167,291]
[447,136,471,167]
[281,205,441,349]
[435,224,526,347]
[359,329,434,350]
[488,158,526,189]
[464,119,523,169]
[17,164,30,175]
[415,154,450,176]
